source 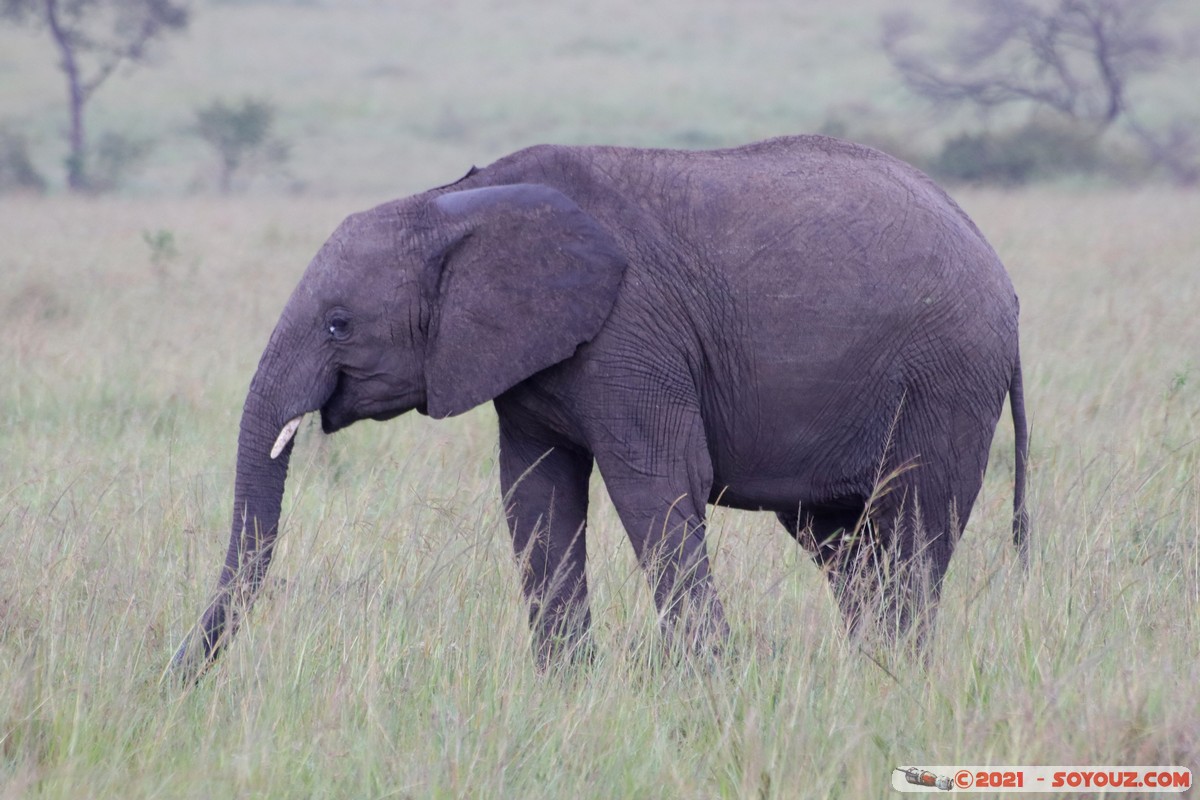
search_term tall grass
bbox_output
[1,187,1197,797]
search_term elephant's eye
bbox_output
[327,313,351,341]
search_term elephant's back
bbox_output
[583,135,1014,302]
[489,136,1021,361]
[667,137,1016,328]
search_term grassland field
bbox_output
[2,1,1199,798]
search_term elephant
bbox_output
[171,134,1028,681]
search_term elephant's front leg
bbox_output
[498,417,594,670]
[594,407,729,655]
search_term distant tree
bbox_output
[0,0,188,191]
[192,97,290,194]
[883,0,1197,183]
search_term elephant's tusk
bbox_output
[270,415,304,459]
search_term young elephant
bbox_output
[171,135,1028,680]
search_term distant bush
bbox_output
[929,120,1105,185]
[0,127,46,192]
[0,127,150,193]
[86,132,154,193]
[142,228,179,278]
[193,97,290,194]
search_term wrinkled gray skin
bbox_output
[172,135,1028,681]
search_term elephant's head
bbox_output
[171,182,626,682]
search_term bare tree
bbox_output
[883,0,1197,183]
[884,0,1169,127]
[1,0,188,191]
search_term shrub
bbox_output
[142,228,179,278]
[0,127,46,192]
[86,132,154,193]
[193,97,290,194]
[930,120,1104,185]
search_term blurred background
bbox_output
[2,0,1197,199]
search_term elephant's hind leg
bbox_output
[777,503,882,637]
[778,492,955,648]
[855,406,992,649]
[852,470,980,656]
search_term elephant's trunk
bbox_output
[171,343,316,683]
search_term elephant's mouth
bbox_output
[319,372,352,434]
[320,404,352,435]
[320,375,424,434]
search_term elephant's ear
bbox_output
[423,183,627,419]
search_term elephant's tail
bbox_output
[1009,347,1030,564]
